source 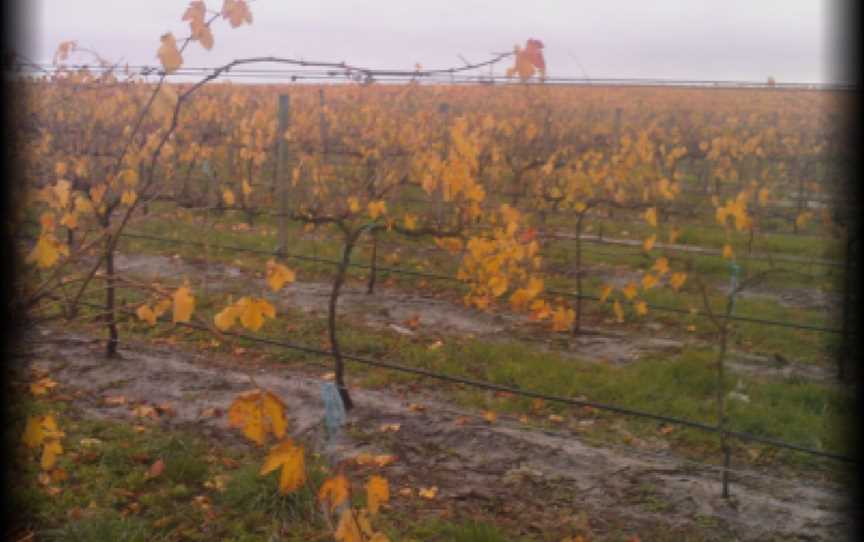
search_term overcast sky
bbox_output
[13,1,853,83]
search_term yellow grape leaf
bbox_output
[670,272,687,291]
[509,276,543,310]
[260,438,305,494]
[403,214,417,231]
[42,439,63,470]
[222,189,235,206]
[622,282,638,300]
[221,0,253,28]
[613,300,624,323]
[156,33,183,74]
[190,17,215,50]
[60,212,78,230]
[136,304,157,326]
[418,486,438,499]
[76,194,93,214]
[228,393,263,444]
[318,474,350,512]
[644,207,657,227]
[634,300,648,316]
[335,508,363,542]
[509,288,533,310]
[30,377,58,397]
[22,416,46,449]
[368,200,387,220]
[379,423,401,433]
[795,211,812,229]
[551,306,575,332]
[153,298,171,317]
[347,197,360,213]
[668,226,681,244]
[242,180,252,196]
[182,0,206,25]
[121,190,137,206]
[758,187,770,206]
[643,234,656,253]
[266,259,296,292]
[27,235,68,269]
[214,301,241,331]
[90,184,106,204]
[40,212,56,232]
[652,257,669,275]
[228,390,287,445]
[722,244,734,260]
[488,275,508,298]
[599,284,613,303]
[529,298,551,320]
[356,453,397,467]
[172,286,195,323]
[715,205,729,226]
[366,475,390,515]
[641,273,658,290]
[238,297,276,332]
[482,410,498,423]
[434,237,463,254]
[120,168,139,187]
[53,180,71,208]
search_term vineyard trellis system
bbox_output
[17,46,859,515]
[51,292,855,504]
[116,230,846,336]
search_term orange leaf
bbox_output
[366,475,390,515]
[260,438,305,494]
[318,474,350,512]
[147,459,165,479]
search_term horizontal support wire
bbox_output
[13,62,856,90]
[118,231,844,334]
[58,295,856,464]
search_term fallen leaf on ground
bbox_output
[147,459,165,479]
[418,486,438,499]
[30,377,58,396]
[199,407,221,418]
[355,453,397,467]
[398,487,414,497]
[132,405,159,419]
[378,423,400,433]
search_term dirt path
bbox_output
[20,327,853,540]
[111,252,837,383]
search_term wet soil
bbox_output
[17,327,854,541]
[111,252,838,383]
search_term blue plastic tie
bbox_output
[729,263,741,313]
[320,382,346,438]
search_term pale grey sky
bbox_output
[13,1,852,83]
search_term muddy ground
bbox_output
[16,326,854,541]
[111,252,838,383]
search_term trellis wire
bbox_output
[53,294,855,464]
[117,231,845,335]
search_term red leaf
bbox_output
[147,459,165,479]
